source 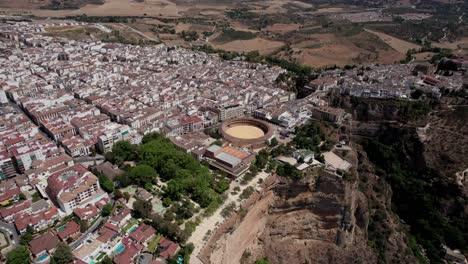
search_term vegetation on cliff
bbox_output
[362,127,466,263]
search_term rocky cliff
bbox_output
[242,170,378,264]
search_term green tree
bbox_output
[150,214,185,242]
[101,204,113,216]
[410,89,424,100]
[316,154,325,163]
[133,199,153,218]
[221,202,236,218]
[20,226,34,245]
[239,186,255,200]
[183,221,197,238]
[123,192,131,201]
[270,137,278,147]
[142,132,163,144]
[113,189,123,200]
[255,150,269,170]
[127,164,158,186]
[107,140,137,164]
[79,221,89,232]
[98,174,114,193]
[100,255,113,264]
[212,177,229,194]
[144,182,153,191]
[255,258,270,264]
[51,243,73,264]
[6,246,30,264]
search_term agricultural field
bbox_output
[1,0,466,68]
[282,31,404,67]
[212,38,285,55]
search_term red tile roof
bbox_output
[129,223,155,244]
[74,205,99,222]
[14,207,58,231]
[0,187,20,203]
[57,221,80,241]
[29,232,59,256]
[158,237,179,259]
[97,222,119,243]
[0,200,30,219]
[113,237,143,264]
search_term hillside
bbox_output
[0,0,104,10]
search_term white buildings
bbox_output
[46,164,108,214]
[97,123,141,153]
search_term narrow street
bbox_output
[70,216,105,250]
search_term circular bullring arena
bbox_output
[220,118,274,147]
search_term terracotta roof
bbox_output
[129,223,155,244]
[14,206,58,231]
[0,200,31,219]
[0,187,20,203]
[28,232,59,256]
[158,237,179,259]
[113,237,143,264]
[57,221,80,240]
[47,164,98,203]
[222,146,250,159]
[109,206,131,224]
[73,205,99,221]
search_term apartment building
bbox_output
[97,125,141,154]
[46,164,108,214]
[0,150,16,179]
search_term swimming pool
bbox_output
[128,225,137,233]
[56,226,66,232]
[115,244,125,254]
[36,254,49,263]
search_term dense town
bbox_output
[0,18,467,264]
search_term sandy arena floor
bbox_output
[225,125,265,139]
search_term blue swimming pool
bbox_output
[115,244,125,254]
[36,254,49,263]
[129,225,137,233]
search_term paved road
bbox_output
[70,216,105,250]
[74,155,105,163]
[0,221,19,253]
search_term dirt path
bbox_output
[118,23,159,42]
[364,28,421,53]
[188,171,270,264]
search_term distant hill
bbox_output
[0,0,104,10]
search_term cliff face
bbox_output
[421,106,468,179]
[351,103,468,262]
[245,171,377,264]
[207,100,467,264]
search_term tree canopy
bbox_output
[293,121,326,152]
[133,199,153,219]
[105,140,137,165]
[101,204,113,216]
[121,164,158,187]
[362,128,467,263]
[136,134,221,208]
[51,243,73,264]
[6,246,30,264]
